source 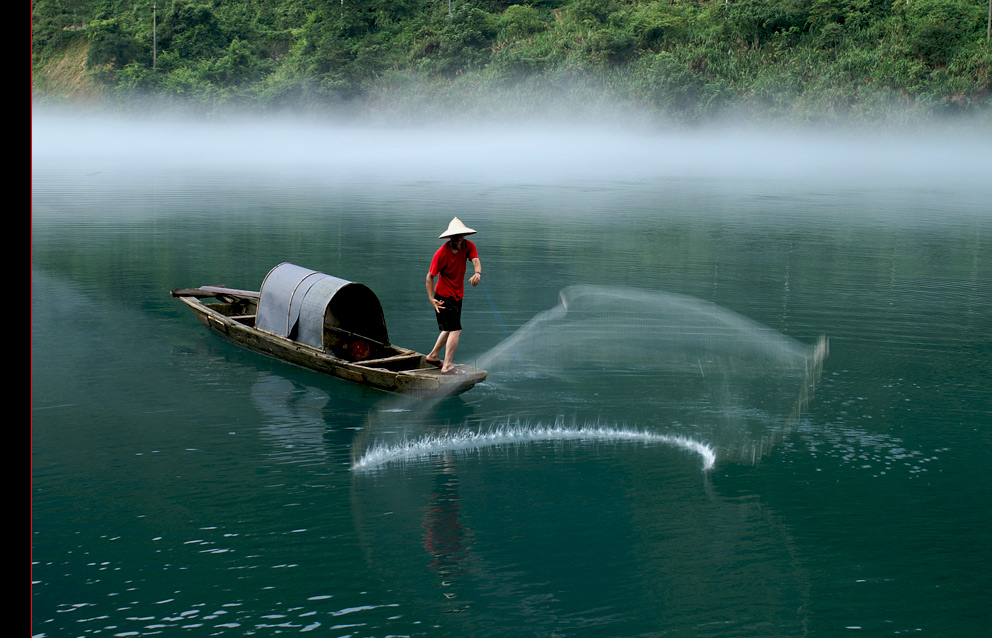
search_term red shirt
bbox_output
[429,239,478,301]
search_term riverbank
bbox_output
[32,0,992,125]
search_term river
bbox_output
[32,112,991,637]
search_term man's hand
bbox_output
[470,273,481,287]
[431,297,445,313]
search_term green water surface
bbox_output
[32,115,991,637]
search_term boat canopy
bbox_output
[255,263,389,350]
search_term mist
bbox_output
[32,107,992,192]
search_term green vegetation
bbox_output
[31,0,992,123]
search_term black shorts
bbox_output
[434,295,463,332]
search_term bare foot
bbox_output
[441,366,463,375]
[425,357,441,367]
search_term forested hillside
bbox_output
[31,0,992,122]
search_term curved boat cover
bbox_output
[255,263,389,349]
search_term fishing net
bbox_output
[356,286,826,471]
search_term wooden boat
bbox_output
[171,263,487,397]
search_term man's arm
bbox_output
[426,272,444,312]
[469,257,481,287]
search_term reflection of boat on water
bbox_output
[251,372,339,463]
[171,263,487,397]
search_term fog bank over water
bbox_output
[32,110,991,192]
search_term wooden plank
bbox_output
[201,285,260,299]
[359,353,424,366]
[170,286,260,299]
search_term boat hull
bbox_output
[177,295,486,397]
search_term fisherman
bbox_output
[426,217,482,374]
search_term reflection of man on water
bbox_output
[422,453,471,606]
[426,217,483,374]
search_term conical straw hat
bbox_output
[439,217,477,239]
